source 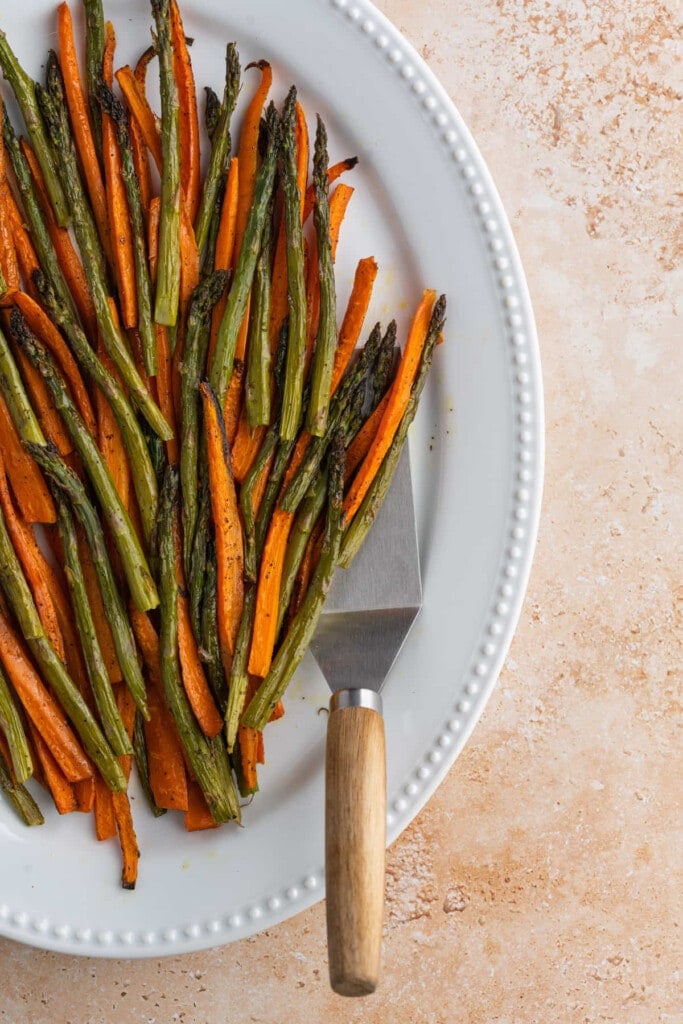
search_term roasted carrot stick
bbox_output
[170,0,200,224]
[74,777,95,814]
[345,392,389,480]
[28,721,77,814]
[172,512,223,739]
[223,357,244,446]
[344,289,437,523]
[0,604,91,783]
[130,607,189,811]
[12,290,96,436]
[200,383,244,664]
[0,108,19,291]
[112,790,139,889]
[115,684,136,780]
[115,66,163,171]
[330,256,378,392]
[184,779,219,831]
[179,208,200,312]
[93,773,117,840]
[4,189,40,292]
[305,182,354,366]
[21,141,97,338]
[235,61,273,259]
[0,453,64,660]
[248,508,293,678]
[57,2,110,263]
[302,156,358,223]
[96,336,131,512]
[12,345,73,456]
[0,392,55,523]
[102,22,137,329]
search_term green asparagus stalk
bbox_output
[133,711,166,818]
[35,272,160,543]
[55,494,133,758]
[201,170,226,275]
[157,467,239,823]
[340,295,447,568]
[10,310,159,612]
[0,661,33,784]
[98,84,157,375]
[306,116,337,436]
[0,498,126,791]
[180,270,230,567]
[209,102,280,404]
[199,541,228,714]
[27,443,150,724]
[245,177,275,429]
[225,584,256,752]
[240,427,279,581]
[242,432,346,730]
[2,106,79,322]
[0,324,46,446]
[195,42,240,256]
[0,748,43,826]
[279,322,385,515]
[188,480,211,640]
[36,54,172,441]
[276,470,327,636]
[83,0,105,161]
[279,87,308,440]
[151,0,181,327]
[0,31,69,225]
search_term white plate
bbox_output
[0,0,543,957]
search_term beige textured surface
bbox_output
[1,1,681,1020]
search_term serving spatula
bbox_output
[311,445,422,996]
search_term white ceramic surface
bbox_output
[0,0,543,957]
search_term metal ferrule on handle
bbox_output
[330,688,383,714]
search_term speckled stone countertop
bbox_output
[1,1,680,1021]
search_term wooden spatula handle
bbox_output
[325,690,386,997]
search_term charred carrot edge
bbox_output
[0,453,64,659]
[184,779,219,831]
[170,0,200,224]
[0,604,92,783]
[256,729,265,765]
[21,140,97,337]
[330,256,378,393]
[115,683,136,781]
[344,289,437,523]
[269,699,285,723]
[115,66,163,171]
[93,773,117,840]
[57,2,110,262]
[0,392,55,523]
[302,156,358,224]
[28,721,78,814]
[13,290,97,437]
[102,22,138,329]
[172,512,223,739]
[200,382,245,665]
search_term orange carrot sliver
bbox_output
[4,189,40,290]
[102,23,137,329]
[0,454,64,660]
[0,606,91,783]
[28,722,77,815]
[184,780,219,832]
[302,157,358,224]
[208,157,239,368]
[94,774,117,840]
[74,777,96,814]
[235,61,273,258]
[248,508,293,678]
[345,393,389,481]
[13,345,73,455]
[58,2,109,262]
[238,723,259,791]
[115,684,137,781]
[344,289,437,524]
[77,525,124,684]
[170,0,201,225]
[305,183,354,366]
[112,790,140,889]
[115,66,163,172]
[200,383,245,664]
[330,256,378,393]
[13,290,96,437]
[96,336,131,513]
[0,393,55,523]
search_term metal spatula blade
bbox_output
[315,446,422,998]
[312,444,422,692]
